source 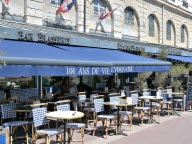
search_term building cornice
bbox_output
[156,0,192,16]
[0,20,192,55]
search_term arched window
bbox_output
[124,8,134,25]
[94,0,106,17]
[149,15,155,37]
[181,25,185,43]
[166,20,172,40]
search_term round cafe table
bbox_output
[46,111,84,144]
[139,96,163,123]
[104,100,134,136]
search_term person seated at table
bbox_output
[106,76,117,91]
[77,82,93,99]
[49,77,63,102]
[147,73,155,89]
[61,77,70,94]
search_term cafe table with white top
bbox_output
[104,100,134,136]
[139,96,163,123]
[46,111,84,144]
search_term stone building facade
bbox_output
[0,0,192,53]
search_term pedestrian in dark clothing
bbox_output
[77,82,93,98]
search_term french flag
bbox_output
[56,0,77,14]
[99,8,117,21]
[5,0,9,5]
[98,12,104,21]
[56,0,69,14]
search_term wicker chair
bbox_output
[143,90,161,121]
[160,89,173,116]
[131,92,150,126]
[92,96,117,139]
[56,101,85,144]
[0,103,29,144]
[83,93,98,127]
[32,107,64,144]
[109,95,132,131]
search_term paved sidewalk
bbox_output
[36,112,189,144]
[108,112,192,144]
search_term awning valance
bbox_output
[167,55,192,63]
[0,40,171,76]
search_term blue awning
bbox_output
[0,40,171,76]
[167,55,192,63]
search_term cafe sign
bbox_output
[167,49,181,56]
[17,31,70,45]
[118,43,145,52]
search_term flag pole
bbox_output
[84,0,86,33]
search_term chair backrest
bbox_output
[56,103,70,111]
[131,92,139,105]
[150,90,157,96]
[125,86,131,97]
[31,102,47,108]
[109,96,120,110]
[0,100,10,104]
[143,91,150,96]
[32,107,49,127]
[78,92,86,101]
[33,100,40,104]
[162,93,168,101]
[93,98,104,113]
[90,93,98,102]
[166,88,172,98]
[10,88,38,102]
[120,89,126,96]
[143,91,150,103]
[0,103,16,119]
[109,95,120,102]
[78,92,87,107]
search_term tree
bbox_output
[169,64,188,91]
[134,72,152,91]
[157,45,168,61]
[153,72,169,88]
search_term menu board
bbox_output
[187,76,192,102]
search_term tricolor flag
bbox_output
[5,0,9,5]
[56,0,69,14]
[98,12,104,21]
[56,0,77,15]
[99,7,118,21]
